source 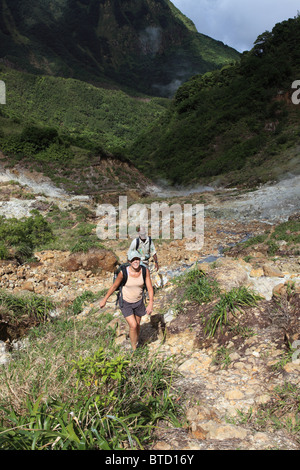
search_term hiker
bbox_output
[128,227,159,272]
[99,250,154,351]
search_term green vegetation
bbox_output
[0,290,54,322]
[43,204,105,253]
[178,266,262,337]
[0,67,168,152]
[271,219,300,245]
[0,310,183,450]
[204,287,262,337]
[0,0,240,192]
[238,234,269,249]
[70,290,106,316]
[0,0,239,97]
[0,202,113,262]
[1,8,300,191]
[2,12,300,190]
[180,267,220,304]
[230,218,300,257]
[130,15,300,186]
[0,211,54,262]
[166,0,198,32]
[212,346,232,369]
[0,64,169,192]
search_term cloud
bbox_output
[172,0,299,51]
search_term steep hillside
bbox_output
[129,16,300,186]
[0,64,168,151]
[0,0,239,96]
[0,64,168,193]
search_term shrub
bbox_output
[35,143,74,164]
[0,242,9,260]
[20,125,59,152]
[0,211,54,261]
[72,347,130,406]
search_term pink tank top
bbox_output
[122,267,144,303]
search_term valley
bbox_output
[0,0,299,452]
[0,164,298,450]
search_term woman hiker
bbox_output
[99,250,154,351]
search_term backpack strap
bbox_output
[141,264,149,302]
[141,264,146,284]
[116,263,129,307]
[120,264,128,286]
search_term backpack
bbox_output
[113,263,148,307]
[136,236,152,260]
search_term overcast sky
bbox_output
[172,0,299,52]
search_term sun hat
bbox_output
[128,249,141,261]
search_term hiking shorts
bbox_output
[119,298,146,318]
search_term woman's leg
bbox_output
[135,315,141,344]
[125,314,141,350]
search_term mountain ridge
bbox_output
[0,0,240,96]
[129,15,300,186]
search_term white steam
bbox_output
[139,26,162,56]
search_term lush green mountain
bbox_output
[2,3,299,191]
[0,64,169,193]
[129,16,300,186]
[0,0,239,96]
[0,64,168,150]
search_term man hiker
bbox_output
[127,227,159,272]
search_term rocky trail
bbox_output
[0,166,299,450]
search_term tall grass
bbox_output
[0,290,55,322]
[182,267,220,304]
[205,287,262,337]
[0,304,183,450]
[179,267,262,337]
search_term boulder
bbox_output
[250,268,264,278]
[22,280,35,292]
[263,264,284,278]
[62,249,118,273]
[214,258,249,291]
[272,283,286,297]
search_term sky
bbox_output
[172,0,300,52]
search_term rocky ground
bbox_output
[0,167,299,450]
